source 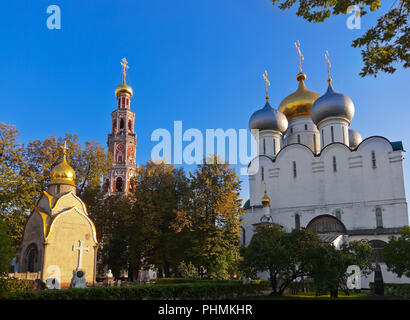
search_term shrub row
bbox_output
[6,280,269,300]
[384,283,410,299]
[4,278,36,292]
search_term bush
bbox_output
[384,283,410,299]
[5,280,269,300]
[5,278,36,292]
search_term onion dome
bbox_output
[348,128,362,148]
[50,144,76,187]
[311,80,355,126]
[249,101,288,133]
[278,72,320,121]
[261,184,270,207]
[115,81,133,98]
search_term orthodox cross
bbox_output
[120,57,129,83]
[262,70,270,101]
[72,240,90,270]
[325,50,331,83]
[294,40,304,73]
[62,141,68,161]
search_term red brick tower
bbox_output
[104,58,137,194]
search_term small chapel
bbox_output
[17,143,98,288]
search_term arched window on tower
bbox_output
[117,152,123,163]
[116,177,123,192]
[128,120,132,133]
[376,207,383,228]
[120,119,124,130]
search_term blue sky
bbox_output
[0,0,409,207]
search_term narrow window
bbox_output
[297,135,301,144]
[333,156,337,172]
[335,210,342,221]
[322,129,324,147]
[128,120,132,132]
[293,161,297,178]
[241,227,246,246]
[273,138,276,154]
[376,208,383,228]
[263,138,266,155]
[331,126,334,143]
[120,119,124,129]
[290,127,293,134]
[313,134,317,153]
[305,124,308,130]
[116,177,123,192]
[261,166,264,181]
[371,151,376,168]
[295,214,300,230]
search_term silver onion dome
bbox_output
[311,82,355,126]
[249,101,288,133]
[348,128,362,148]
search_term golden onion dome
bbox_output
[115,81,133,98]
[278,72,320,121]
[261,185,270,207]
[50,151,76,187]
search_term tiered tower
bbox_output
[104,58,137,194]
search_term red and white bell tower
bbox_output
[104,58,137,194]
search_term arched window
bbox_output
[297,134,301,144]
[295,214,300,230]
[371,150,377,169]
[24,244,39,272]
[305,124,308,130]
[263,138,266,155]
[331,126,334,143]
[117,152,123,163]
[290,127,293,134]
[116,177,123,192]
[376,208,383,228]
[120,119,124,129]
[261,166,264,181]
[313,134,317,153]
[335,209,342,221]
[333,156,337,172]
[273,138,276,154]
[293,161,297,178]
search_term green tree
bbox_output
[240,224,322,295]
[0,219,14,298]
[270,0,409,77]
[177,156,243,279]
[384,226,410,277]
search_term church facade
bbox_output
[242,66,409,288]
[17,145,98,288]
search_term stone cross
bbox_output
[72,240,90,270]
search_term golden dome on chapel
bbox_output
[50,144,76,187]
[278,72,320,121]
[115,81,133,98]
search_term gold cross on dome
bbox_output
[120,57,129,83]
[262,70,270,100]
[294,40,304,73]
[325,50,331,82]
[62,141,68,161]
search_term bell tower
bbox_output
[104,58,137,194]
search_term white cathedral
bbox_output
[241,65,409,288]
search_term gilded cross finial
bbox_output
[262,70,270,102]
[62,141,68,161]
[120,57,129,83]
[325,50,332,84]
[294,40,304,73]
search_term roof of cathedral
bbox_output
[50,143,76,187]
[311,80,355,126]
[278,72,320,121]
[249,101,288,133]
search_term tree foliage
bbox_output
[271,0,409,77]
[384,226,410,278]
